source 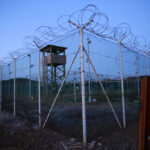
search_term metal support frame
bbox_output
[13,59,16,116]
[63,51,66,77]
[49,55,65,83]
[0,65,2,112]
[42,52,48,96]
[54,66,56,82]
[118,42,126,128]
[28,54,32,99]
[80,28,87,144]
[43,20,122,146]
[136,55,140,99]
[8,64,11,97]
[34,41,41,127]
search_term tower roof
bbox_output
[40,44,67,54]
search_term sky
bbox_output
[0,0,150,60]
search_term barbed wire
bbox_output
[0,4,150,64]
[23,4,150,54]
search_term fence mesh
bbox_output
[1,30,146,147]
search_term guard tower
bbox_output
[40,45,67,85]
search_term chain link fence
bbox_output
[0,30,148,147]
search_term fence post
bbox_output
[8,64,10,98]
[80,28,87,145]
[118,42,126,128]
[34,41,41,127]
[136,55,140,99]
[139,76,150,150]
[38,47,41,126]
[0,65,2,112]
[28,54,32,99]
[13,59,16,116]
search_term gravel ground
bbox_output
[0,101,139,150]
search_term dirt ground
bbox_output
[0,102,139,150]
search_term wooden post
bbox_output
[139,76,150,150]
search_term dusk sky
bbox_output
[0,0,150,60]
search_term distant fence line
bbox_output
[0,31,148,102]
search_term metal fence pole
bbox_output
[118,42,126,128]
[28,54,32,99]
[68,20,93,145]
[34,41,41,127]
[0,65,2,112]
[13,59,16,116]
[136,55,140,99]
[8,64,10,98]
[38,48,41,126]
[80,28,87,144]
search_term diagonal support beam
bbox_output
[83,47,122,128]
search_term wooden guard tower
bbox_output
[40,45,67,85]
